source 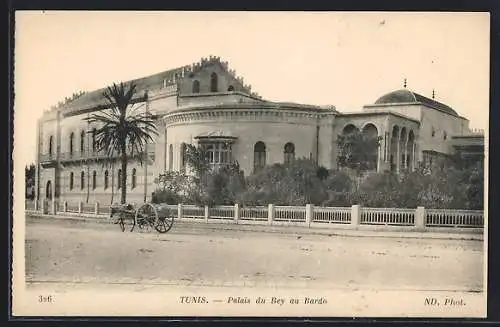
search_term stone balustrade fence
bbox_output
[24,199,484,230]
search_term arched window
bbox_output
[92,128,97,152]
[80,171,85,190]
[48,136,53,155]
[168,144,173,171]
[69,172,74,190]
[92,171,97,190]
[284,142,295,164]
[132,168,137,189]
[362,123,379,171]
[80,130,85,152]
[104,170,109,190]
[210,72,218,92]
[69,132,75,154]
[117,169,122,189]
[180,143,187,170]
[227,85,234,91]
[192,80,200,93]
[253,141,266,172]
[443,131,447,140]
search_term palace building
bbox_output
[34,56,485,205]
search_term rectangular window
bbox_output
[201,141,232,169]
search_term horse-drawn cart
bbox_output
[110,202,174,234]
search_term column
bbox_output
[403,140,408,170]
[376,135,381,172]
[383,131,390,172]
[318,116,335,169]
[411,143,416,171]
[396,135,400,173]
[384,132,389,162]
[163,125,167,172]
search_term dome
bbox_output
[374,89,458,117]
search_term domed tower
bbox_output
[364,88,470,170]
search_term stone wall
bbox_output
[178,61,248,95]
[417,106,470,157]
[56,159,155,205]
[164,110,320,175]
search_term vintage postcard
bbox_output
[12,11,488,317]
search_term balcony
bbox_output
[39,146,155,166]
[39,153,57,168]
[63,148,154,163]
[60,152,86,162]
[40,153,56,162]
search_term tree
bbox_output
[204,163,246,206]
[337,131,381,173]
[184,144,211,180]
[86,82,158,204]
[182,144,246,206]
[464,162,484,210]
[322,169,354,206]
[152,171,194,204]
[25,164,36,200]
[355,171,403,207]
[241,158,327,206]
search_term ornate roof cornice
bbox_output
[163,105,336,126]
[339,110,421,124]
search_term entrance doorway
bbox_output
[46,180,52,200]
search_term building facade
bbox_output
[34,56,485,205]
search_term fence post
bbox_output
[268,204,274,225]
[305,204,313,228]
[95,202,100,215]
[78,201,83,214]
[204,205,209,223]
[415,206,426,231]
[351,205,361,227]
[63,201,68,213]
[234,203,239,223]
[177,203,183,220]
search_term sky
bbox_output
[14,11,490,166]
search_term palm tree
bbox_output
[86,82,158,204]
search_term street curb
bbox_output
[26,212,484,241]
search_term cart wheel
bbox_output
[119,216,125,232]
[136,216,150,232]
[135,203,158,233]
[155,214,174,233]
